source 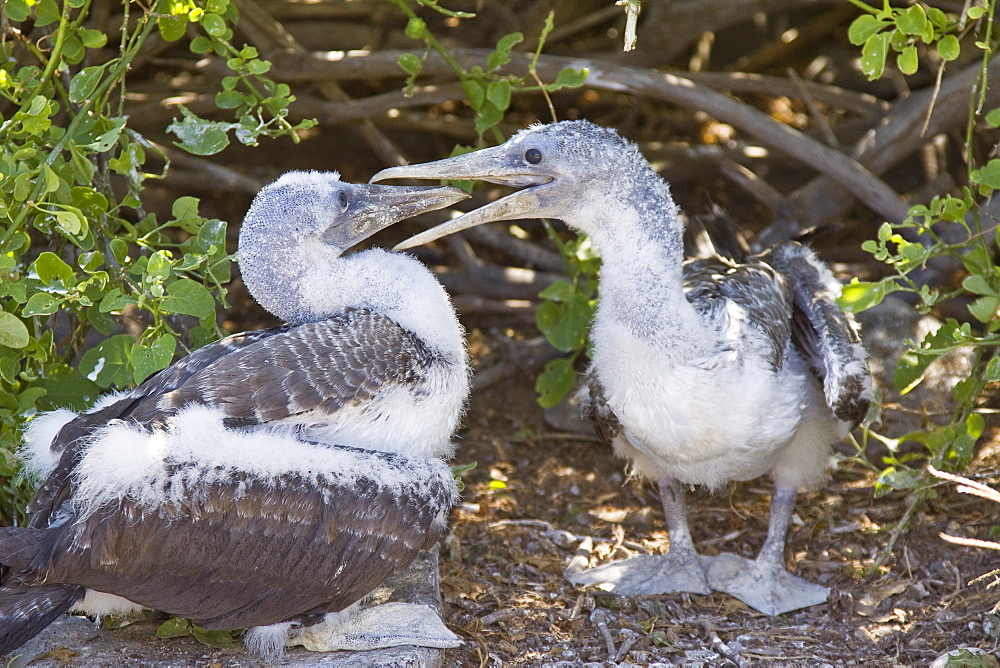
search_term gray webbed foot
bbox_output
[288,602,461,652]
[568,551,711,596]
[704,552,828,615]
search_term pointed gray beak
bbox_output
[371,148,553,250]
[334,184,469,249]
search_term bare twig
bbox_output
[273,49,909,224]
[702,619,748,667]
[232,0,406,166]
[590,609,617,661]
[786,67,839,147]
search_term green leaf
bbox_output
[69,64,109,104]
[79,334,135,389]
[0,355,19,383]
[535,357,577,408]
[87,306,116,336]
[848,14,888,45]
[52,206,88,238]
[971,159,1000,189]
[985,108,1000,129]
[79,28,108,48]
[34,252,74,286]
[132,334,176,384]
[549,68,588,90]
[927,7,948,29]
[110,238,129,265]
[536,295,593,353]
[34,0,59,25]
[162,279,216,318]
[968,6,986,20]
[191,625,237,649]
[167,106,235,156]
[985,355,1000,383]
[893,322,960,393]
[0,313,29,349]
[156,617,192,639]
[861,32,890,80]
[17,387,47,418]
[968,296,1000,324]
[462,80,485,109]
[201,13,227,37]
[146,251,172,283]
[486,81,511,112]
[937,34,960,61]
[897,45,918,75]
[22,293,63,317]
[196,218,227,252]
[5,0,30,22]
[538,280,576,303]
[474,101,504,134]
[488,32,523,69]
[896,4,927,36]
[37,364,101,411]
[81,117,127,152]
[397,53,423,76]
[215,89,243,109]
[876,466,923,493]
[962,274,997,296]
[838,278,899,312]
[246,59,270,75]
[190,35,213,53]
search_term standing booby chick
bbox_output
[1,171,471,657]
[372,121,872,615]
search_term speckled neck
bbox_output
[580,171,707,350]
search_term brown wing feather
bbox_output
[28,309,435,530]
[17,447,456,630]
[146,308,431,425]
[765,241,871,427]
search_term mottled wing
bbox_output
[765,241,871,426]
[16,447,457,630]
[682,256,792,370]
[580,370,621,445]
[27,325,293,527]
[145,308,434,425]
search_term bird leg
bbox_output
[568,476,710,595]
[704,484,828,615]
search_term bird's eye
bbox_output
[338,191,349,209]
[525,148,543,165]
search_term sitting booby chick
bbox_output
[372,121,872,615]
[1,171,471,657]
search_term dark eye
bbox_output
[338,191,348,209]
[525,148,542,165]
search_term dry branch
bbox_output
[266,48,909,224]
[793,58,1000,227]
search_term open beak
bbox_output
[370,148,552,250]
[339,184,469,249]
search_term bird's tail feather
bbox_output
[0,526,84,657]
[0,583,82,657]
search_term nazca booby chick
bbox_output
[372,121,872,615]
[0,171,471,657]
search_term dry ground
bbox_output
[432,335,1000,667]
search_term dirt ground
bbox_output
[428,332,1000,667]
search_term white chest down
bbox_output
[591,321,834,492]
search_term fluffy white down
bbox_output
[19,409,77,480]
[296,246,468,367]
[69,589,145,620]
[19,391,134,480]
[301,364,466,460]
[592,320,808,490]
[71,405,456,525]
